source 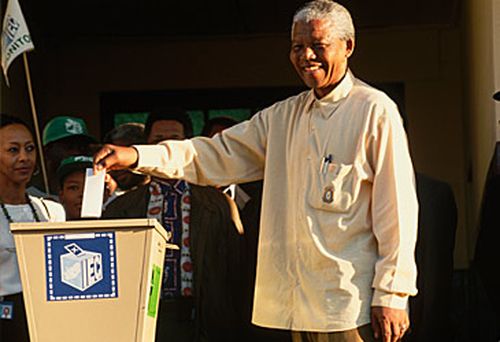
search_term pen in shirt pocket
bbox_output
[321,154,333,174]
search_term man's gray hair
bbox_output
[103,122,145,146]
[292,0,355,41]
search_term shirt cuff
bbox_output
[132,145,168,169]
[371,289,409,310]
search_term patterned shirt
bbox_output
[148,179,193,299]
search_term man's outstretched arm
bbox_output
[94,111,269,186]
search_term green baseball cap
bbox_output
[43,116,96,146]
[56,155,94,183]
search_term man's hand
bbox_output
[371,306,409,342]
[94,144,139,173]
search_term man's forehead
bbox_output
[291,20,335,40]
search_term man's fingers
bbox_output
[371,306,409,342]
[371,316,381,339]
[94,145,116,172]
[93,144,139,173]
[391,321,401,342]
[381,319,392,342]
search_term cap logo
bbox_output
[73,156,93,163]
[65,118,84,134]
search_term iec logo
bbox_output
[44,232,118,301]
[60,243,103,292]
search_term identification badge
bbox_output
[322,186,334,204]
[0,301,14,320]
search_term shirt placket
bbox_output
[290,104,317,326]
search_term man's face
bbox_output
[147,120,185,144]
[290,19,354,99]
[59,171,85,220]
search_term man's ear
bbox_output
[345,39,355,58]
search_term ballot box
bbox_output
[10,218,175,342]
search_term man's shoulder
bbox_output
[190,184,233,212]
[416,173,456,203]
[191,184,226,202]
[261,89,311,113]
[351,77,396,107]
[103,184,149,218]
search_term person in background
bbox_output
[56,155,93,220]
[472,91,500,340]
[201,116,238,138]
[39,115,96,196]
[104,108,243,341]
[405,173,457,342]
[95,1,419,341]
[0,114,65,342]
[392,96,458,342]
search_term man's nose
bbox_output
[304,47,316,60]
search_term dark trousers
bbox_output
[0,293,30,342]
[155,297,195,342]
[292,324,375,342]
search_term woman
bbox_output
[0,114,65,341]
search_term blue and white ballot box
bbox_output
[10,219,175,342]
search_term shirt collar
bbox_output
[152,178,188,195]
[304,69,355,115]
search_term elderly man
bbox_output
[95,1,418,341]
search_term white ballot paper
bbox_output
[81,168,105,218]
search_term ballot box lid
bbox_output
[11,218,169,241]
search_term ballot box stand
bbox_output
[10,218,172,342]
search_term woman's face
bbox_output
[0,124,36,186]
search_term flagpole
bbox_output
[22,52,50,194]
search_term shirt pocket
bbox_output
[308,162,355,213]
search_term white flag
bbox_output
[1,0,34,86]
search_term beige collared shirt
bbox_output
[134,71,418,331]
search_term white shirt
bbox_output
[133,71,418,331]
[0,196,65,296]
